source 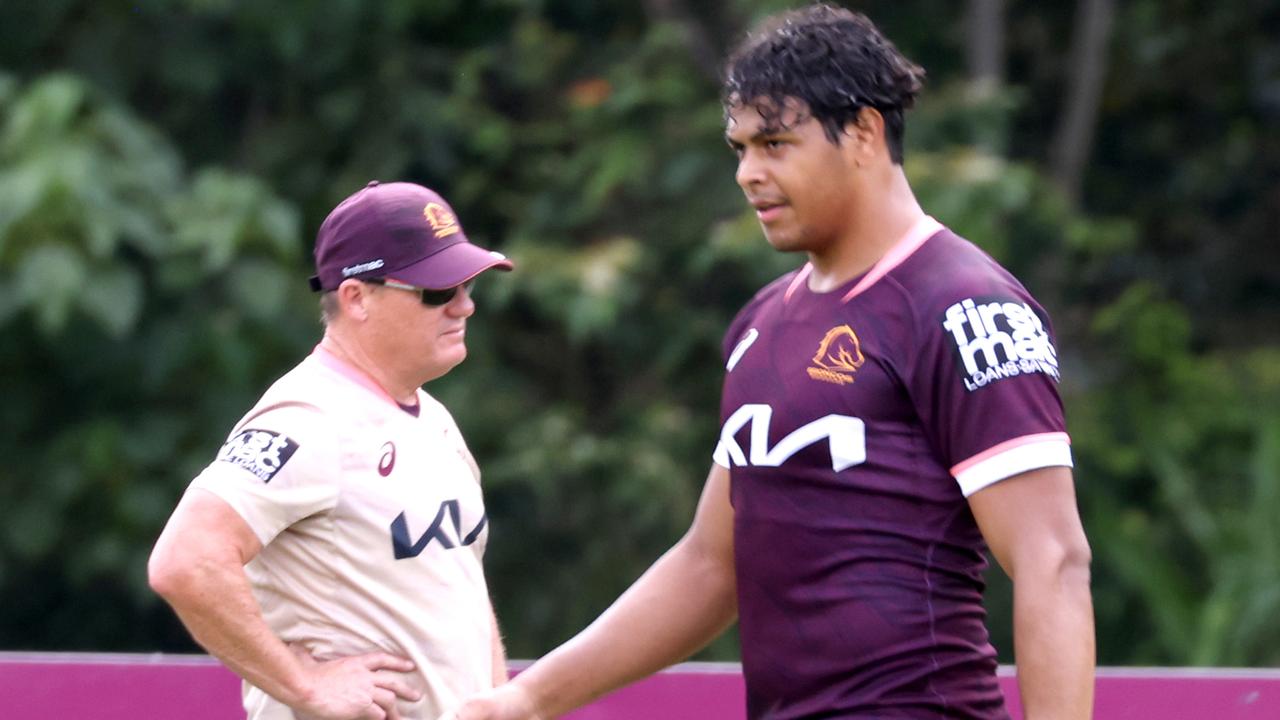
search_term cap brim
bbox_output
[387,242,514,290]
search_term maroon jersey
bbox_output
[715,217,1071,719]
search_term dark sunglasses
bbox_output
[365,278,474,306]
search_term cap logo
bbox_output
[424,203,461,238]
[342,259,385,277]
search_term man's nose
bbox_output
[735,149,765,190]
[447,285,476,318]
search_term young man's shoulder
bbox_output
[894,226,1039,316]
[722,265,806,349]
[751,265,807,306]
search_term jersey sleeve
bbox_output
[905,281,1073,497]
[189,403,342,545]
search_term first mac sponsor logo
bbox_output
[216,429,300,482]
[941,296,1060,391]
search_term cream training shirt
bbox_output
[189,346,495,720]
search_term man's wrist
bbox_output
[274,657,315,710]
[507,675,550,718]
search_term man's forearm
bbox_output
[1013,561,1095,719]
[514,538,738,718]
[153,555,309,706]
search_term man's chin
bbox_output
[422,346,468,383]
[763,230,805,253]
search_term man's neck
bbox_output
[807,168,924,292]
[318,332,420,406]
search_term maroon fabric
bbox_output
[386,240,511,290]
[719,228,1067,719]
[312,181,512,291]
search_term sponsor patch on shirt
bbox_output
[216,429,300,483]
[940,296,1060,391]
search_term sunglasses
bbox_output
[365,278,474,307]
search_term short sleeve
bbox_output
[907,288,1073,496]
[189,404,342,545]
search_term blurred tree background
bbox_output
[0,0,1277,666]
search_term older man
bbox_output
[150,181,514,720]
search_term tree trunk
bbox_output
[966,0,1006,88]
[1051,0,1117,206]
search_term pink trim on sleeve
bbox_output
[950,432,1071,477]
[841,215,945,303]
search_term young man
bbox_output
[448,5,1094,719]
[149,181,514,720]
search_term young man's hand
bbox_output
[437,683,544,720]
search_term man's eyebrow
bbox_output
[726,125,788,146]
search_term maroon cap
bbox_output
[309,181,513,292]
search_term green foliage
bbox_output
[1072,286,1280,665]
[0,72,308,648]
[0,0,1275,669]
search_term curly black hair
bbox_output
[723,3,925,164]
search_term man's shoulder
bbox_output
[751,265,805,307]
[231,359,337,438]
[893,227,1037,317]
[734,265,806,323]
[721,266,805,357]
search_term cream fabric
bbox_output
[190,350,494,719]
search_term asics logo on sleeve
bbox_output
[941,296,1060,391]
[714,404,866,472]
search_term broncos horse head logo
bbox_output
[812,325,865,373]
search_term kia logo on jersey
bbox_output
[714,404,867,472]
[391,500,487,559]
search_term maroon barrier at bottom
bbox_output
[1,653,1278,718]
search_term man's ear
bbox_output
[335,279,373,321]
[843,107,885,165]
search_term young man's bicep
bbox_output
[681,463,735,570]
[966,465,1089,576]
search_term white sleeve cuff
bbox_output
[952,433,1073,497]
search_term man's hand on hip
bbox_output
[290,645,422,720]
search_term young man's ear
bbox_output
[844,107,885,165]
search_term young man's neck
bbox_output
[807,167,924,292]
[319,332,420,406]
